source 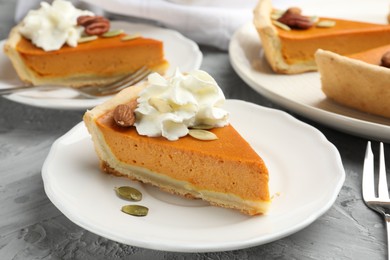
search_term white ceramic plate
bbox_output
[0,21,202,110]
[42,99,345,252]
[229,0,390,142]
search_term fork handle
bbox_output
[385,215,390,260]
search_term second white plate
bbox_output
[42,99,345,252]
[229,0,390,142]
[0,21,202,110]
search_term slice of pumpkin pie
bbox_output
[4,0,168,88]
[83,69,271,215]
[253,0,390,74]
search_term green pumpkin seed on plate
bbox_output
[115,186,142,201]
[121,205,149,217]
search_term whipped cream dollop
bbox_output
[135,69,229,141]
[19,0,94,51]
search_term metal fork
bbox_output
[363,141,390,259]
[0,66,151,98]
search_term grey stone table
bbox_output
[0,1,388,260]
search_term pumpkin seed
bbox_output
[121,33,141,41]
[188,129,218,141]
[102,29,124,38]
[270,13,282,20]
[121,205,149,217]
[272,20,291,31]
[310,16,319,23]
[78,35,98,43]
[190,124,214,130]
[316,20,336,28]
[115,186,142,201]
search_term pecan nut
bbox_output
[286,7,302,15]
[77,15,97,27]
[85,22,109,35]
[381,51,390,68]
[113,101,137,127]
[77,15,110,35]
[277,8,313,30]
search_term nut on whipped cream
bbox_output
[19,0,94,51]
[135,69,229,141]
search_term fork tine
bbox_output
[378,142,389,199]
[80,67,146,91]
[99,67,151,95]
[362,142,390,259]
[363,141,376,201]
[98,66,149,92]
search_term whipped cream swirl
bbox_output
[135,69,229,141]
[19,0,94,51]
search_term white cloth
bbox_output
[81,0,257,50]
[15,0,257,50]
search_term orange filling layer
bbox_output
[277,18,390,64]
[348,44,390,65]
[16,34,167,77]
[96,111,270,201]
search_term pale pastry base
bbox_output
[315,49,390,119]
[101,159,270,216]
[253,0,317,74]
[3,25,168,88]
[84,86,270,216]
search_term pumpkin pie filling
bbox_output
[96,112,270,203]
[15,34,168,78]
[347,44,390,64]
[278,19,390,65]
